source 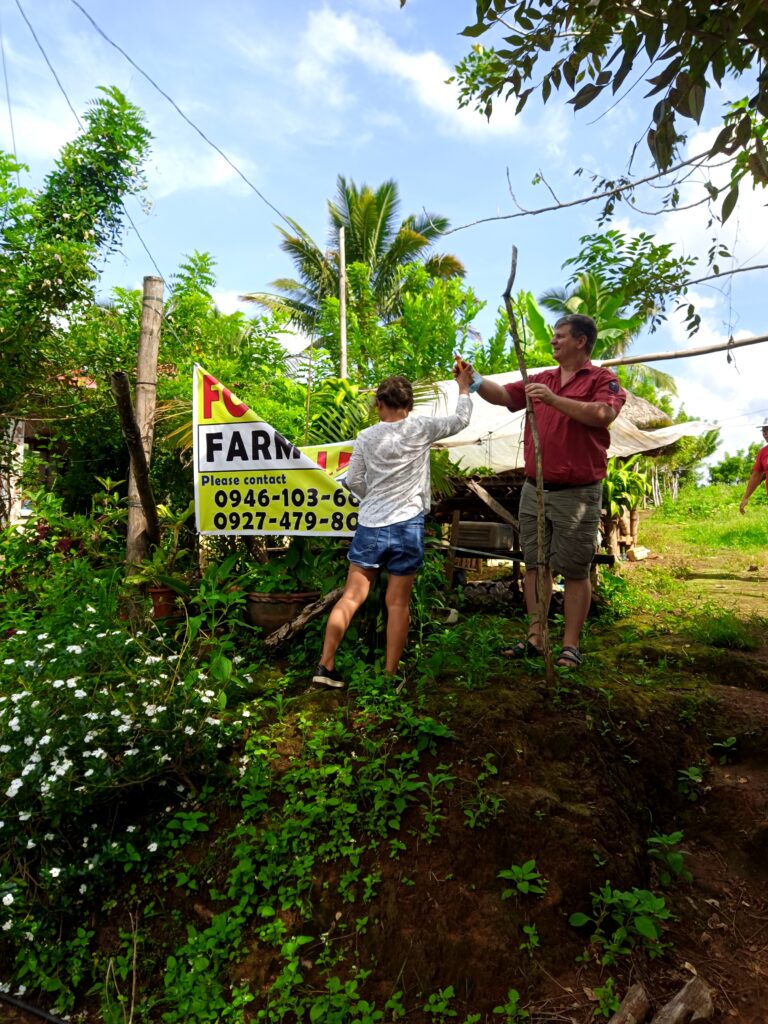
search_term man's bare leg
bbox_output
[561,576,591,653]
[319,564,377,668]
[384,573,415,674]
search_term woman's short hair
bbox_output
[375,375,414,411]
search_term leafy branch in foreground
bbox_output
[402,0,768,222]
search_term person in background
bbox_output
[739,418,768,513]
[313,367,474,689]
[465,314,626,669]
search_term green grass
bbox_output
[642,483,767,561]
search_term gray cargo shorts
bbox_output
[519,480,602,581]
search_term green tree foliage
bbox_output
[37,252,307,512]
[404,0,768,221]
[243,175,465,332]
[0,86,151,420]
[562,231,697,332]
[317,261,483,384]
[708,442,761,485]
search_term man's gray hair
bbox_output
[555,314,598,354]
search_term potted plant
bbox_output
[124,503,194,618]
[243,538,346,634]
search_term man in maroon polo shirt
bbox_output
[739,419,768,513]
[466,313,626,668]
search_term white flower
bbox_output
[126,825,136,833]
[26,840,35,849]
[66,645,83,655]
[147,842,158,853]
[49,867,61,878]
[37,633,48,640]
[74,690,86,699]
[2,894,13,906]
[86,605,96,613]
[8,718,19,732]
[3,658,14,665]
[1,921,11,931]
[79,884,87,894]
[38,735,51,746]
[145,655,162,665]
[5,779,22,798]
[184,726,195,735]
[52,680,64,689]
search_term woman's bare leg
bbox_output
[319,564,377,668]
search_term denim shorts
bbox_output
[347,513,425,576]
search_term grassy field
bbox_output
[641,483,767,562]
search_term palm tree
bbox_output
[242,176,464,332]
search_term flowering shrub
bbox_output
[0,594,249,1004]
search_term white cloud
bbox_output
[663,297,768,457]
[0,107,74,162]
[657,128,768,271]
[147,146,246,199]
[297,8,524,139]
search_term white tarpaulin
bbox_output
[412,369,713,474]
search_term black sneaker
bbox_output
[312,663,346,689]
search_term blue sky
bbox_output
[2,0,767,460]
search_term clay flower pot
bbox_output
[245,592,321,635]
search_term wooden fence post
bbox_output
[126,276,164,566]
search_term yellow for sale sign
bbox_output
[193,365,359,537]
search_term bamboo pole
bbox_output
[125,276,164,565]
[600,331,767,367]
[339,227,348,379]
[502,248,555,686]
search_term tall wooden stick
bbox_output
[339,226,348,379]
[125,276,163,564]
[111,371,161,551]
[502,247,555,686]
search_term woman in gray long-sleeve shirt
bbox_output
[313,369,473,690]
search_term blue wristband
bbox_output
[468,371,484,393]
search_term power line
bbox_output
[13,0,81,125]
[12,0,194,350]
[68,0,293,230]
